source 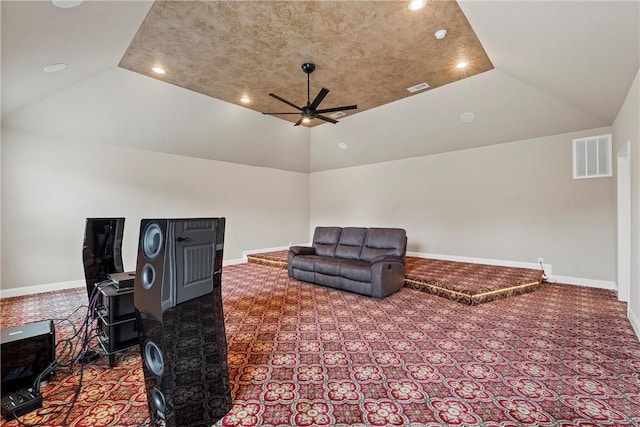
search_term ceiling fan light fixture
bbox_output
[407,0,426,11]
[302,117,311,123]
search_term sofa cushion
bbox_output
[312,227,342,257]
[360,228,407,262]
[315,272,342,289]
[290,255,320,271]
[340,260,371,282]
[334,227,367,260]
[315,258,343,276]
[341,277,372,297]
[292,269,315,284]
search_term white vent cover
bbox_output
[407,82,430,93]
[572,134,612,179]
[329,111,346,119]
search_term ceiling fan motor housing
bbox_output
[301,62,316,74]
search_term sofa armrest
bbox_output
[369,255,405,265]
[290,246,316,256]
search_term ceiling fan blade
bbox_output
[294,117,304,126]
[315,104,358,114]
[309,87,330,110]
[269,93,302,111]
[262,112,302,115]
[316,114,338,124]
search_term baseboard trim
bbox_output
[3,252,614,298]
[243,244,308,263]
[627,306,640,340]
[0,280,85,299]
[406,251,551,275]
[546,275,616,290]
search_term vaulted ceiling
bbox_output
[1,1,639,172]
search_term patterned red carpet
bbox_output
[1,262,639,426]
[247,250,543,305]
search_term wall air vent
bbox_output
[407,82,430,93]
[572,134,612,179]
[328,111,346,119]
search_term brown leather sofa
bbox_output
[288,227,407,298]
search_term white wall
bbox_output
[310,126,616,282]
[613,68,640,337]
[1,128,309,291]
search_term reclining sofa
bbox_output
[288,227,407,298]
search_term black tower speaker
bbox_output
[82,217,125,302]
[134,218,231,427]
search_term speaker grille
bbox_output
[184,220,214,231]
[184,245,214,285]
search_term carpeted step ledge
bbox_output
[247,250,543,305]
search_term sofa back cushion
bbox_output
[334,227,367,260]
[360,228,407,262]
[312,227,342,257]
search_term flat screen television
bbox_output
[82,218,125,302]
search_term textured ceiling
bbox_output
[119,0,493,127]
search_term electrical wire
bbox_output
[539,260,549,281]
[9,281,113,427]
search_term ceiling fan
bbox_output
[262,62,357,126]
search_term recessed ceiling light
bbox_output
[456,61,468,69]
[240,96,250,103]
[338,142,348,150]
[434,29,447,40]
[51,0,83,8]
[460,112,475,123]
[151,66,166,74]
[43,63,67,73]
[407,0,426,11]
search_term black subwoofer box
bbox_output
[1,320,55,396]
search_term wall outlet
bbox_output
[537,257,544,264]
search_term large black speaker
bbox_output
[82,217,125,302]
[134,218,231,427]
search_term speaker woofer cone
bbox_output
[143,223,163,259]
[144,340,164,377]
[141,264,156,290]
[151,387,166,415]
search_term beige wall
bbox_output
[1,128,310,290]
[613,68,640,334]
[310,126,616,282]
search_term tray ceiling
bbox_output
[119,0,493,127]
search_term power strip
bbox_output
[1,388,42,420]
